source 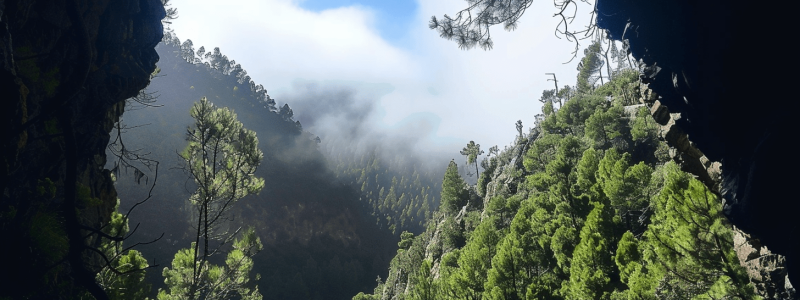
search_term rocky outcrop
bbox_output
[734,226,796,299]
[643,90,722,193]
[640,84,794,297]
[597,0,800,286]
[483,131,537,202]
[0,1,164,298]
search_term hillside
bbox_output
[109,31,442,299]
[354,45,795,300]
[2,1,796,299]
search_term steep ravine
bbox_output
[111,36,400,299]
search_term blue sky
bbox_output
[298,0,418,45]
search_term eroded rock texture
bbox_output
[597,0,799,288]
[0,1,164,298]
[734,226,796,299]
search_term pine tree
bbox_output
[486,233,526,300]
[441,160,468,214]
[96,199,152,300]
[597,149,652,232]
[409,260,437,300]
[446,218,501,300]
[584,105,626,149]
[159,98,264,300]
[566,201,620,300]
[577,41,605,94]
[630,106,658,143]
[641,163,756,299]
[460,141,484,178]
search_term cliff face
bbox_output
[596,0,799,285]
[0,1,164,298]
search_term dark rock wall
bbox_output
[597,0,799,285]
[0,0,163,298]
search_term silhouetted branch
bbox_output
[430,0,598,61]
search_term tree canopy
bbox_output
[460,141,484,178]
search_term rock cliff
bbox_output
[642,84,794,297]
[0,0,164,298]
[597,0,800,286]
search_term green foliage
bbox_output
[444,218,500,299]
[440,161,469,214]
[628,105,670,163]
[593,69,639,105]
[640,163,757,299]
[577,41,604,94]
[566,201,620,300]
[596,149,653,233]
[398,231,415,250]
[573,147,600,199]
[460,141,484,178]
[15,49,61,97]
[96,198,152,300]
[42,67,60,97]
[441,216,465,250]
[523,134,562,174]
[630,106,658,142]
[478,145,500,197]
[359,54,758,300]
[556,94,605,136]
[409,260,436,300]
[485,233,526,300]
[103,250,151,300]
[352,292,379,300]
[160,246,200,299]
[159,228,263,300]
[181,97,264,236]
[543,100,555,116]
[546,136,584,181]
[44,117,60,135]
[328,148,442,234]
[486,194,522,227]
[585,104,626,148]
[182,97,265,207]
[614,231,640,284]
[77,183,102,206]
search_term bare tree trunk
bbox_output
[604,37,613,81]
[599,67,604,85]
[190,203,203,299]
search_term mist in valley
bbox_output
[107,0,592,299]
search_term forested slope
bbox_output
[355,42,791,300]
[110,31,441,299]
[326,146,444,235]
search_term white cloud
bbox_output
[170,0,417,90]
[168,0,596,157]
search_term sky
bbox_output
[167,0,597,160]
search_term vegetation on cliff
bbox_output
[3,0,787,299]
[356,41,759,300]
